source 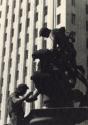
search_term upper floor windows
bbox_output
[57,0,61,7]
[57,14,61,25]
[72,0,75,7]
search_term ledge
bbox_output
[29,107,88,125]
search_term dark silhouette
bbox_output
[8,83,39,125]
[31,27,88,108]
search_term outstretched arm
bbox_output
[12,92,33,104]
[26,89,39,102]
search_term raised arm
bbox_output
[12,92,33,104]
[26,89,39,102]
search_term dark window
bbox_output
[1,78,3,87]
[18,38,21,47]
[20,9,22,17]
[27,18,30,27]
[17,54,20,63]
[43,22,47,27]
[86,21,88,31]
[16,70,19,80]
[11,43,13,52]
[0,94,2,103]
[36,0,39,6]
[35,28,38,38]
[11,29,14,37]
[5,19,8,27]
[8,74,11,83]
[3,47,6,56]
[44,6,48,16]
[35,12,38,22]
[28,3,30,11]
[9,58,12,67]
[13,0,16,8]
[25,50,28,59]
[12,14,15,22]
[72,0,75,6]
[4,33,7,41]
[24,67,27,76]
[7,6,9,13]
[71,13,76,25]
[86,4,88,14]
[34,44,37,51]
[2,62,5,72]
[57,0,61,7]
[0,11,1,18]
[86,38,88,48]
[57,14,61,25]
[0,0,2,5]
[19,23,22,32]
[26,33,29,43]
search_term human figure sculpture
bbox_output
[31,27,88,108]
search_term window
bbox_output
[86,38,88,48]
[35,28,38,38]
[43,22,47,27]
[20,9,22,17]
[1,78,3,87]
[25,50,28,59]
[8,74,11,83]
[44,6,48,16]
[26,33,29,43]
[71,13,76,25]
[42,40,47,49]
[19,23,22,32]
[17,54,20,63]
[27,18,30,27]
[3,47,6,56]
[18,38,21,47]
[5,19,8,27]
[57,14,61,25]
[24,67,27,76]
[0,11,1,18]
[17,55,20,62]
[21,0,23,2]
[16,70,19,80]
[28,3,30,11]
[36,0,39,6]
[13,0,16,8]
[4,33,7,41]
[86,4,88,14]
[72,0,75,6]
[34,44,37,51]
[11,28,14,37]
[0,0,2,5]
[86,21,88,31]
[57,0,61,7]
[35,12,38,22]
[0,94,2,103]
[2,62,5,72]
[11,43,13,52]
[9,59,12,67]
[12,14,15,22]
[7,5,9,13]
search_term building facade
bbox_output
[0,0,88,124]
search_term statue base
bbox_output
[29,108,88,125]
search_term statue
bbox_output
[30,27,88,124]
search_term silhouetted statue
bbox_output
[31,27,88,108]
